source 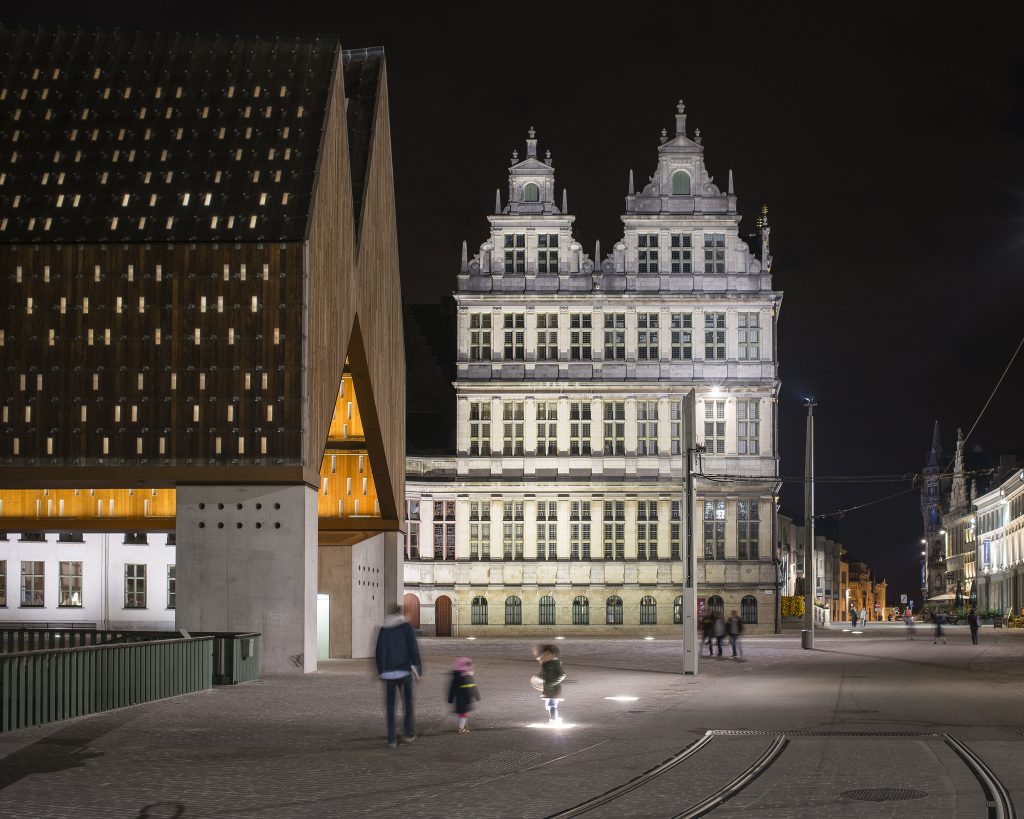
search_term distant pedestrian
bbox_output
[967,608,980,645]
[375,603,423,748]
[712,613,727,657]
[934,612,947,644]
[859,607,868,627]
[851,609,858,629]
[447,657,481,733]
[533,644,566,723]
[905,611,916,640]
[727,610,744,657]
[700,614,714,657]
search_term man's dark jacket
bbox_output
[375,615,422,676]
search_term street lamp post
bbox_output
[802,399,816,650]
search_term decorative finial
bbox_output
[562,189,568,213]
[760,204,771,271]
[526,127,537,158]
[495,189,502,215]
[544,149,552,166]
[659,128,668,145]
[511,149,519,162]
[728,169,734,195]
[628,169,635,196]
[675,99,687,138]
[461,240,468,273]
[694,128,702,145]
[595,239,601,264]
[528,126,536,139]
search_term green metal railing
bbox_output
[0,629,170,654]
[0,636,214,733]
[198,633,261,685]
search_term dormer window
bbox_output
[523,183,540,202]
[672,170,691,196]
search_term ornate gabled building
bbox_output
[921,421,951,600]
[0,28,405,670]
[404,104,782,635]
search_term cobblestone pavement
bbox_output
[0,626,1022,818]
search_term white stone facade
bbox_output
[405,109,782,635]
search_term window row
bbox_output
[467,311,762,362]
[468,593,759,625]
[0,559,175,609]
[0,531,174,545]
[404,498,764,562]
[467,398,761,457]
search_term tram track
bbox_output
[545,730,1017,819]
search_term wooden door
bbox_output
[403,593,420,629]
[435,595,452,637]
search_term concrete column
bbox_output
[176,484,317,673]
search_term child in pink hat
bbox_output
[447,657,481,733]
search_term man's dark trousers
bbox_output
[386,675,415,744]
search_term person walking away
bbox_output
[447,657,481,733]
[727,610,744,658]
[859,607,868,628]
[851,609,858,629]
[967,608,980,645]
[905,611,916,639]
[375,603,423,748]
[712,613,727,657]
[534,644,567,723]
[934,612,947,644]
[700,614,714,657]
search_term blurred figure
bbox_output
[727,610,744,658]
[904,610,916,639]
[448,657,481,733]
[712,613,727,658]
[933,612,947,644]
[700,614,714,657]
[851,609,858,629]
[375,603,422,748]
[967,608,980,645]
[534,644,566,723]
[859,606,868,628]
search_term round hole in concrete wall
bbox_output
[236,522,243,529]
[199,503,206,510]
[255,503,262,510]
[274,503,281,510]
[198,522,205,529]
[237,503,243,510]
[274,522,281,529]
[217,522,224,529]
[255,522,262,529]
[217,503,224,510]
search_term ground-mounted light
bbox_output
[527,721,577,729]
[643,636,655,641]
[555,635,565,640]
[466,636,477,641]
[851,630,863,634]
[604,696,639,702]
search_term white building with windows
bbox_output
[404,105,782,635]
[0,531,176,630]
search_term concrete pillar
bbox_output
[176,484,317,674]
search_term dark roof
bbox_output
[0,26,354,244]
[342,47,383,238]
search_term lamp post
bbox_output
[802,399,816,649]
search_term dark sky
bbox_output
[7,3,1024,603]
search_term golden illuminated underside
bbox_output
[0,373,390,543]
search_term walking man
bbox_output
[934,611,947,644]
[859,606,868,628]
[727,610,744,658]
[851,609,858,629]
[712,613,727,657]
[967,607,980,645]
[375,603,423,748]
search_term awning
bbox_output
[927,593,957,602]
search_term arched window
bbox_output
[673,595,684,624]
[471,596,488,625]
[671,170,691,195]
[741,595,758,624]
[539,595,556,626]
[572,595,590,625]
[505,596,522,625]
[640,595,657,625]
[523,183,540,202]
[707,595,725,618]
[606,595,623,625]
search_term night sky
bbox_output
[6,4,1024,603]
